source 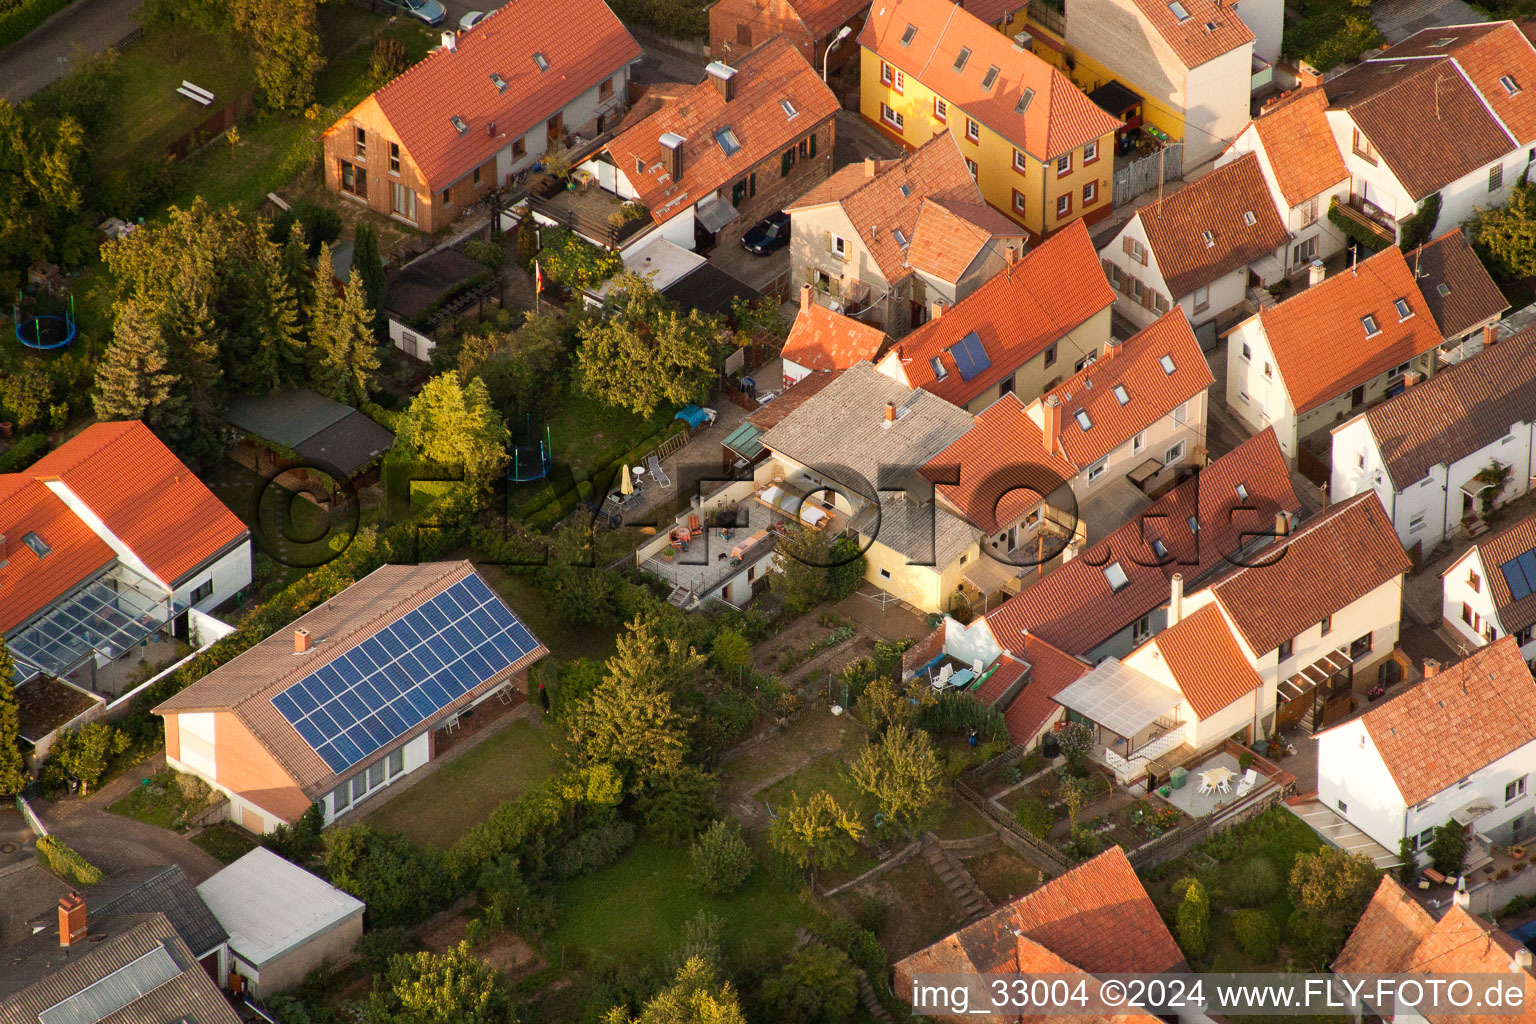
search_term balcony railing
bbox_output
[1334,197,1397,246]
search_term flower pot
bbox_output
[1512,845,1526,860]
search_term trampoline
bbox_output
[14,293,77,351]
[507,418,553,483]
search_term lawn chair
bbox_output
[649,454,673,489]
[688,513,701,533]
[1233,768,1259,797]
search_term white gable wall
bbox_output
[1184,47,1257,166]
[1098,214,1174,329]
[1317,715,1409,851]
[1224,318,1299,455]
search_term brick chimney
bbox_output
[864,156,877,177]
[1104,339,1123,359]
[800,283,815,310]
[884,401,897,424]
[1041,394,1061,452]
[1308,259,1326,286]
[59,893,86,947]
[1403,370,1422,388]
[705,61,737,101]
[294,628,312,654]
[1485,322,1500,347]
[659,133,685,182]
[1169,572,1184,626]
[1275,510,1290,537]
[1423,658,1441,678]
[930,297,947,320]
[1004,244,1020,265]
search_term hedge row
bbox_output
[0,433,49,473]
[37,835,102,886]
[0,0,72,49]
[516,419,687,532]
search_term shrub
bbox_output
[552,819,635,879]
[854,895,888,935]
[1015,798,1053,838]
[1176,878,1209,959]
[263,803,325,863]
[354,926,412,975]
[0,0,74,50]
[690,819,754,895]
[1057,722,1092,771]
[463,238,506,269]
[1237,751,1255,774]
[1429,822,1468,877]
[1227,857,1281,908]
[0,433,49,472]
[1398,838,1418,884]
[37,835,102,886]
[368,37,409,86]
[1232,909,1279,961]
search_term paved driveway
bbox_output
[0,0,142,102]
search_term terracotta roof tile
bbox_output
[923,394,1076,532]
[1360,322,1534,490]
[606,37,839,224]
[984,429,1300,655]
[1210,493,1410,657]
[1255,245,1444,415]
[1390,22,1536,145]
[1345,637,1536,806]
[355,1,640,192]
[1041,310,1212,467]
[893,220,1114,407]
[1136,153,1290,299]
[1407,229,1509,339]
[907,195,1027,283]
[1247,88,1348,208]
[792,0,878,38]
[1145,603,1263,718]
[1334,876,1437,973]
[859,0,1122,160]
[781,304,891,371]
[973,635,1092,745]
[1126,0,1253,69]
[0,478,115,634]
[785,159,900,211]
[1462,507,1536,633]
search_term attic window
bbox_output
[1113,384,1130,404]
[1015,87,1036,114]
[1202,230,1215,248]
[899,184,911,197]
[1242,211,1256,226]
[781,99,799,119]
[982,65,1000,90]
[1103,561,1130,591]
[1380,62,1407,74]
[953,47,971,72]
[715,126,742,156]
[1362,314,1381,337]
[450,115,468,134]
[1436,282,1452,297]
[1168,1,1190,21]
[533,52,550,72]
[901,22,918,45]
[1429,35,1455,46]
[893,228,908,246]
[1187,515,1200,533]
[21,531,49,557]
[490,72,507,92]
[1204,20,1216,30]
[1394,297,1412,320]
[1075,409,1093,430]
[931,357,948,379]
[1235,482,1249,499]
[1502,74,1521,95]
[1151,539,1168,558]
[1159,354,1176,374]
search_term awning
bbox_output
[1054,657,1183,739]
[695,195,740,234]
[1452,797,1497,825]
[1277,647,1353,702]
[722,422,764,462]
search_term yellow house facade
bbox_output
[858,0,1121,239]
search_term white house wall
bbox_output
[173,541,254,615]
[1317,716,1409,851]
[1225,319,1299,455]
[1183,49,1256,166]
[1099,214,1172,329]
[1219,123,1349,271]
[946,613,1004,668]
[1241,575,1402,693]
[1403,740,1536,852]
[1235,0,1283,65]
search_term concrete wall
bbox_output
[237,906,364,998]
[173,541,253,615]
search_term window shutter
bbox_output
[824,231,832,253]
[830,278,841,298]
[1122,236,1133,256]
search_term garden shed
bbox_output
[224,388,395,483]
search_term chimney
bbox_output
[1004,243,1020,266]
[1308,259,1325,286]
[930,297,947,320]
[1169,573,1184,626]
[1403,370,1421,388]
[1275,510,1290,537]
[1516,949,1534,971]
[1105,339,1123,359]
[1042,394,1061,452]
[705,61,737,101]
[1485,322,1500,348]
[1062,539,1080,563]
[864,156,877,177]
[1453,878,1471,910]
[800,283,815,310]
[1423,658,1441,678]
[1296,60,1323,89]
[659,133,685,182]
[441,30,457,51]
[294,628,312,654]
[58,893,86,947]
[884,401,897,424]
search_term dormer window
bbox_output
[1394,297,1412,320]
[1159,354,1175,374]
[533,52,549,72]
[1113,384,1130,404]
[1075,409,1093,430]
[1015,87,1035,114]
[981,65,1000,90]
[1501,74,1520,95]
[450,115,468,134]
[900,22,917,45]
[953,47,971,72]
[1362,314,1380,337]
[1103,561,1130,591]
[490,72,507,92]
[1169,1,1190,21]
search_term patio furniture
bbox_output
[933,664,954,690]
[649,454,673,489]
[948,668,976,691]
[1234,768,1259,797]
[1198,767,1234,794]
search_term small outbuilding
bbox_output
[196,847,365,997]
[225,388,395,484]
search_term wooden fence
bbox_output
[167,88,256,161]
[953,775,1071,876]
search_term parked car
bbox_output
[742,211,790,255]
[397,0,446,25]
[460,9,487,28]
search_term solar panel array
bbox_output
[949,331,992,382]
[1500,549,1536,601]
[271,574,539,773]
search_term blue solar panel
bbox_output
[377,705,406,735]
[334,661,363,685]
[464,574,496,605]
[949,331,992,382]
[394,618,420,645]
[420,602,450,632]
[1504,556,1534,601]
[273,690,300,719]
[1519,551,1536,590]
[360,637,387,667]
[294,718,327,748]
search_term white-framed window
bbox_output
[1082,180,1097,205]
[1013,148,1027,173]
[1292,235,1318,266]
[389,748,404,776]
[1056,152,1071,176]
[1193,285,1209,313]
[1164,440,1185,465]
[1123,237,1147,265]
[1056,194,1071,217]
[934,97,947,122]
[1087,459,1108,483]
[1083,139,1098,164]
[1491,163,1505,192]
[1239,390,1250,404]
[878,567,892,579]
[1298,196,1319,227]
[1409,511,1426,533]
[1172,401,1187,425]
[831,234,848,259]
[1240,341,1251,361]
[1509,776,1529,803]
[966,117,980,142]
[1074,350,1097,372]
[881,62,904,91]
[881,103,904,130]
[1132,431,1145,454]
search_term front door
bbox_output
[547,113,563,149]
[1350,385,1366,408]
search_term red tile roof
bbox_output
[781,304,891,371]
[1210,492,1410,657]
[1407,229,1509,339]
[352,1,640,192]
[907,196,1027,283]
[1253,245,1443,415]
[890,220,1114,408]
[859,0,1122,160]
[1334,876,1437,973]
[1127,0,1253,69]
[984,428,1300,656]
[1136,153,1290,299]
[1345,637,1536,806]
[606,37,839,225]
[790,0,877,39]
[1039,310,1212,467]
[1389,22,1536,145]
[972,634,1092,745]
[923,393,1077,533]
[1145,603,1263,718]
[0,478,115,634]
[1245,88,1348,208]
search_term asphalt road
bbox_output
[0,0,143,102]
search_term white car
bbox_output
[399,0,446,25]
[459,9,486,29]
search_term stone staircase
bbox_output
[924,841,992,921]
[794,928,894,1024]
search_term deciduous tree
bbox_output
[394,371,510,492]
[1471,179,1536,281]
[43,723,129,795]
[689,818,753,895]
[576,274,723,417]
[1289,846,1381,930]
[769,790,864,883]
[848,724,944,834]
[0,640,29,796]
[603,956,745,1024]
[232,0,326,113]
[759,944,859,1024]
[366,941,516,1024]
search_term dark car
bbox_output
[742,211,791,255]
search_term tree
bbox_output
[1057,721,1092,773]
[770,523,830,614]
[849,724,944,834]
[354,224,389,341]
[0,99,88,280]
[1175,877,1209,959]
[769,790,864,883]
[310,247,380,405]
[576,274,723,417]
[856,675,935,734]
[1470,179,1536,281]
[758,944,859,1024]
[394,372,510,492]
[0,639,29,796]
[232,0,326,112]
[1428,822,1469,877]
[606,615,706,696]
[366,942,516,1024]
[567,646,694,795]
[93,301,179,425]
[1289,846,1381,930]
[43,723,129,795]
[636,765,718,842]
[604,956,746,1024]
[826,537,866,602]
[689,818,753,895]
[0,361,55,429]
[708,629,752,678]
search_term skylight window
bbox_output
[931,357,948,380]
[1394,297,1412,320]
[1204,20,1216,30]
[1187,515,1200,533]
[901,23,918,45]
[981,65,1000,90]
[715,126,741,156]
[1159,354,1176,374]
[1502,74,1521,95]
[781,99,799,119]
[1075,409,1093,430]
[533,52,549,72]
[953,47,971,72]
[1362,314,1380,337]
[1168,1,1191,21]
[1113,384,1130,404]
[899,184,911,197]
[450,115,468,135]
[1151,539,1168,558]
[490,72,507,92]
[1202,230,1215,248]
[1242,211,1256,226]
[1235,483,1249,499]
[21,531,49,557]
[1103,562,1130,591]
[1429,35,1455,46]
[1437,282,1452,297]
[893,228,908,246]
[1016,87,1036,114]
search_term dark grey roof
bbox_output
[294,411,396,479]
[385,248,489,320]
[661,261,760,317]
[89,867,227,958]
[224,389,395,478]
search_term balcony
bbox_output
[1333,196,1398,246]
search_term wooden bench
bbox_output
[177,81,215,106]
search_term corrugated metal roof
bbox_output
[38,947,179,1024]
[197,848,364,969]
[1053,657,1183,737]
[89,867,227,958]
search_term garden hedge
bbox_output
[0,0,74,50]
[37,835,102,886]
[0,433,49,472]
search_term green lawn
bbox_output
[758,753,872,820]
[547,840,820,968]
[485,564,631,663]
[191,822,261,864]
[544,390,675,476]
[363,718,564,847]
